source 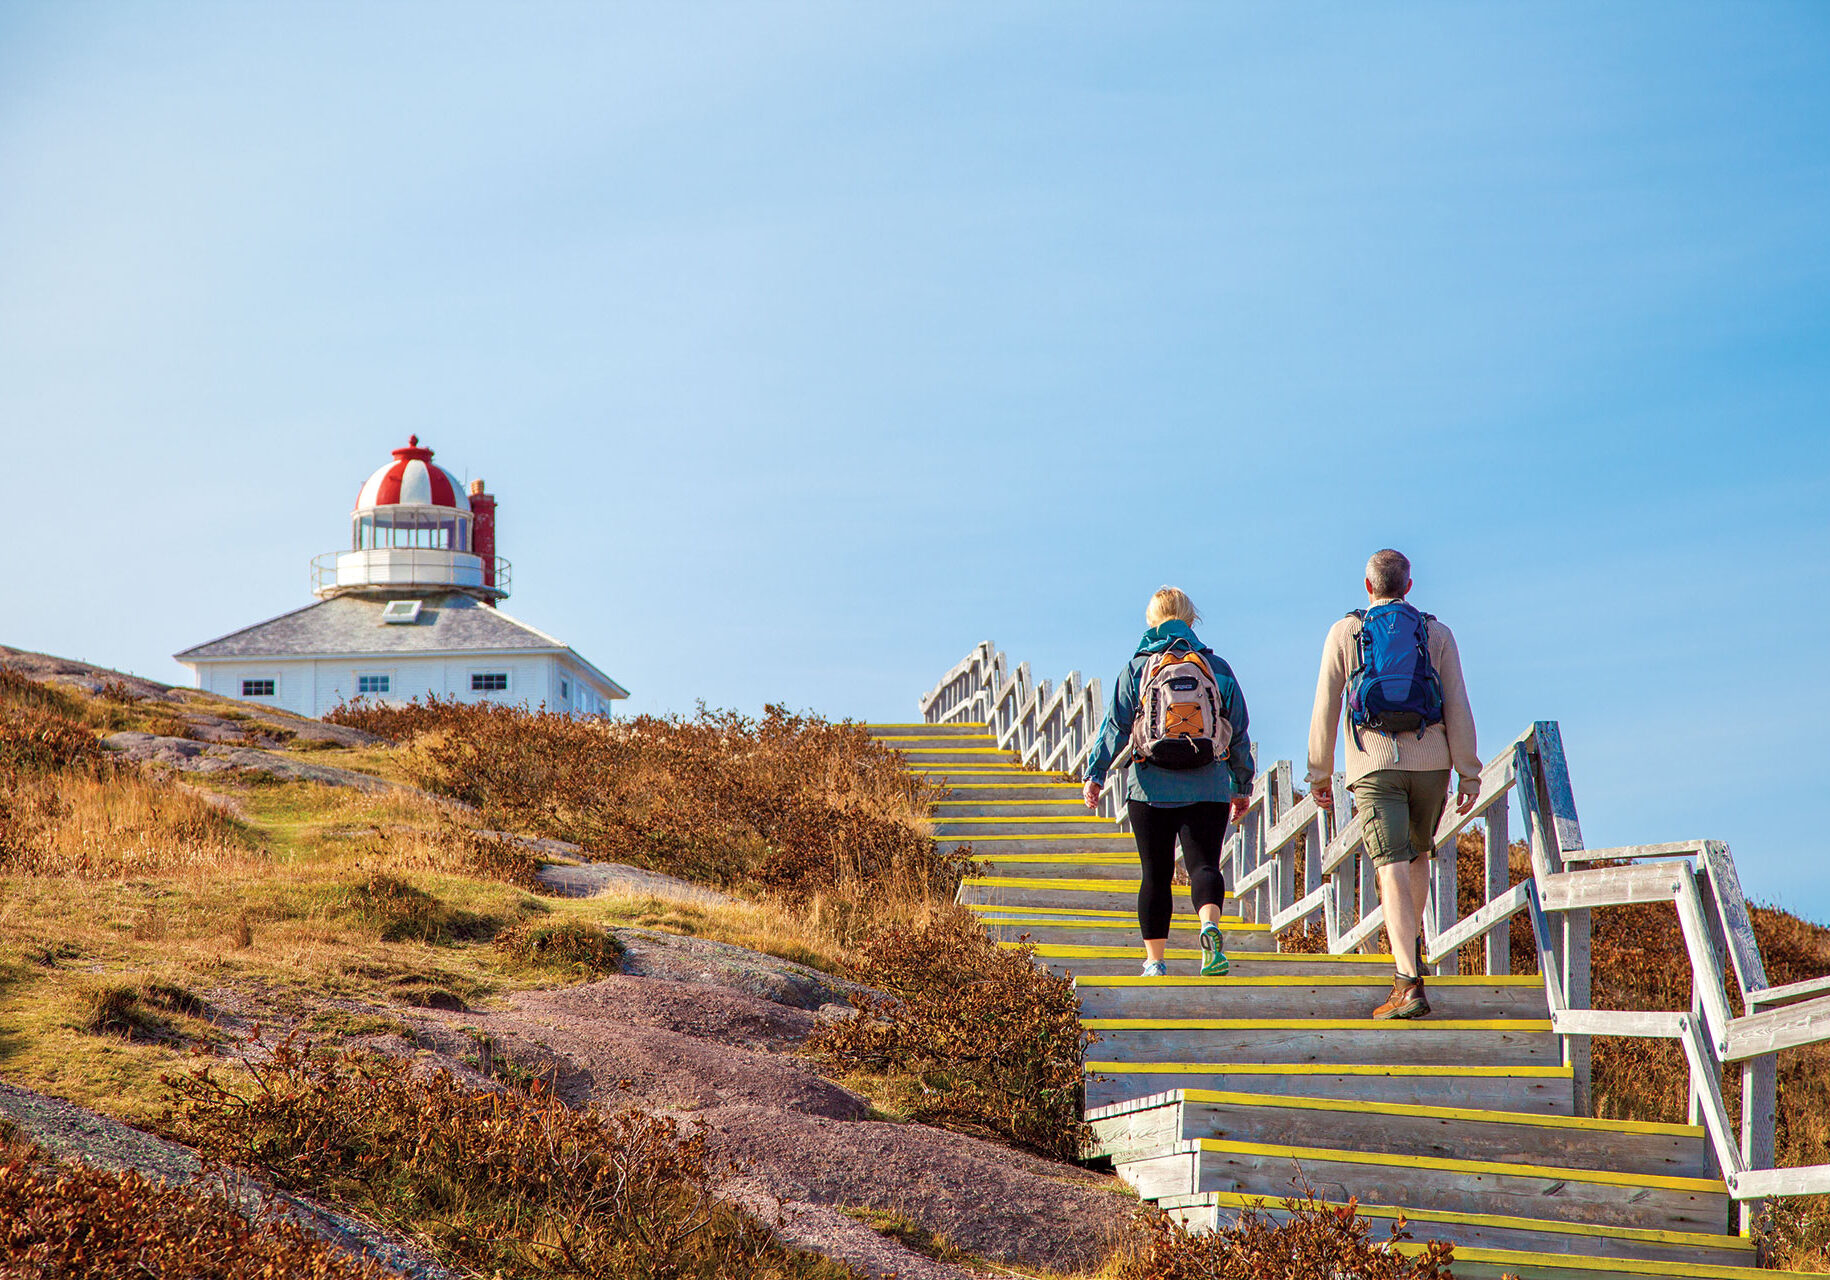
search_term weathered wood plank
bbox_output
[1430,881,1530,960]
[1485,799,1511,976]
[1748,973,1830,1010]
[1319,811,1366,875]
[1733,1162,1830,1200]
[1538,863,1685,911]
[1524,877,1566,1014]
[1338,902,1386,955]
[1549,1010,1684,1038]
[1431,832,1459,975]
[1723,993,1830,1062]
[1678,1014,1746,1179]
[1673,870,1736,1057]
[1559,840,1706,863]
[1700,840,1771,1004]
[1740,1055,1777,1233]
[1271,883,1329,934]
[1532,720,1585,854]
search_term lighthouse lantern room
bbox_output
[176,437,628,719]
[311,435,508,599]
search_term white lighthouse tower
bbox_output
[176,437,628,718]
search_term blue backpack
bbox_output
[1345,601,1444,747]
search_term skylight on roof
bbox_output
[381,600,423,625]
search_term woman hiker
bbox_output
[1081,587,1255,978]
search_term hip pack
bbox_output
[1345,601,1444,748]
[1130,645,1231,771]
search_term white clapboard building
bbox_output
[176,436,628,718]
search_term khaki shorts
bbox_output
[1349,768,1452,869]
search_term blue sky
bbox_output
[3,4,1828,918]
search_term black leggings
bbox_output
[1127,800,1229,939]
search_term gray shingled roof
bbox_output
[175,593,573,661]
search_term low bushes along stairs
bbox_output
[867,720,1811,1280]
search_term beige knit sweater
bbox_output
[1306,602,1480,789]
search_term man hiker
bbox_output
[1083,587,1254,978]
[1308,550,1479,1019]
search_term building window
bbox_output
[357,674,390,695]
[472,672,509,693]
[560,679,571,701]
[242,679,276,698]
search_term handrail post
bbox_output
[1269,761,1294,925]
[1742,1055,1777,1240]
[1430,813,1460,976]
[1324,772,1350,950]
[1484,792,1511,976]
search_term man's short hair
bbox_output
[1366,549,1411,598]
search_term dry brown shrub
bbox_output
[162,1034,859,1280]
[494,919,624,976]
[333,700,963,932]
[0,1144,386,1280]
[807,911,1091,1159]
[1108,1191,1455,1279]
[323,693,482,741]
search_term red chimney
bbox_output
[469,479,498,605]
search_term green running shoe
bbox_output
[1199,923,1230,977]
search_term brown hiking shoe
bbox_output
[1373,976,1430,1020]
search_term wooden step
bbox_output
[1082,1017,1560,1066]
[960,875,1178,911]
[865,722,987,734]
[969,854,1140,877]
[1073,974,1547,1020]
[1019,942,1398,977]
[932,817,1117,837]
[969,904,1239,927]
[962,833,1137,854]
[1157,1190,1758,1272]
[875,738,1003,754]
[1087,1089,1709,1179]
[1085,1061,1576,1113]
[1403,1247,1816,1280]
[898,748,1021,766]
[935,800,1092,817]
[986,919,1273,951]
[1118,1137,1728,1233]
[934,782,1082,799]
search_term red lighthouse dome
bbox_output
[354,435,470,511]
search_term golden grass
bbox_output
[0,768,257,878]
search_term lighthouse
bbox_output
[175,437,629,718]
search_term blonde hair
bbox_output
[1145,586,1200,628]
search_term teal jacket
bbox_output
[1083,620,1255,807]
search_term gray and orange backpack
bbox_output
[1130,645,1231,770]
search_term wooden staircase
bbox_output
[868,720,1808,1280]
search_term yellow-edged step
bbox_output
[1184,1137,1719,1194]
[1087,1063,1575,1079]
[1177,1188,1752,1253]
[1074,974,1541,989]
[1082,1018,1555,1032]
[1104,1088,1702,1138]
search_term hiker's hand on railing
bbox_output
[1082,780,1102,809]
[1455,776,1481,815]
[1229,795,1251,823]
